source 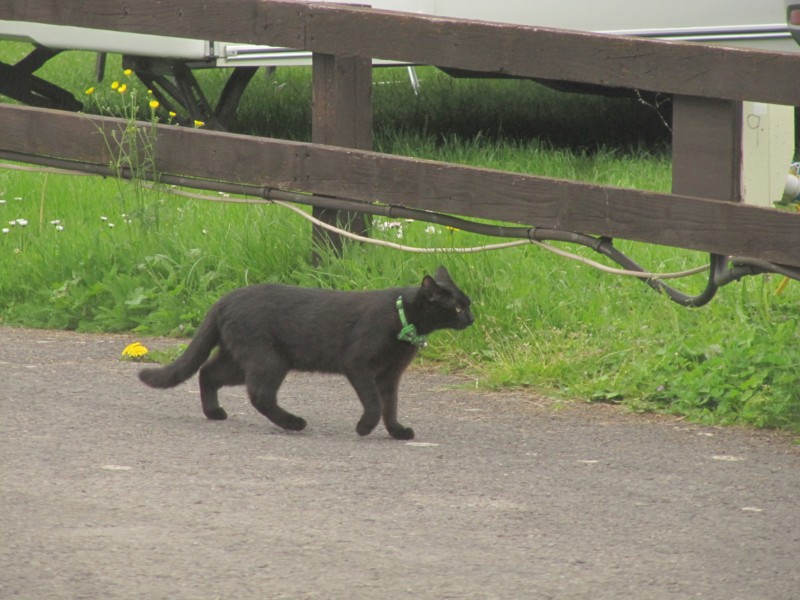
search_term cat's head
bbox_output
[417,266,474,332]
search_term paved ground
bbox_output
[1,327,798,600]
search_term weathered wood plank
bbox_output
[0,0,308,50]
[2,105,798,266]
[1,1,799,105]
[302,5,800,106]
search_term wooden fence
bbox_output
[1,0,799,267]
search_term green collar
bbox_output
[396,296,428,347]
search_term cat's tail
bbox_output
[138,308,220,389]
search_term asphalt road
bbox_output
[1,327,798,600]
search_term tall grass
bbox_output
[1,42,798,431]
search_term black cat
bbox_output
[139,266,473,439]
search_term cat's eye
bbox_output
[455,306,463,314]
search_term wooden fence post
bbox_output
[311,52,372,260]
[672,96,743,203]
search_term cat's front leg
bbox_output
[377,374,414,440]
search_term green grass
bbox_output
[1,42,798,431]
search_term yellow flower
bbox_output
[123,68,132,76]
[122,342,149,359]
[193,120,205,128]
[149,100,160,109]
[111,81,120,90]
[84,86,95,95]
[147,89,153,95]
[117,83,128,93]
[169,111,177,118]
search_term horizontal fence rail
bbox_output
[2,105,799,267]
[2,1,800,105]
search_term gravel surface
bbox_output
[1,327,798,599]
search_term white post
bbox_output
[740,102,796,207]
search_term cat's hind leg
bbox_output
[346,372,385,437]
[198,350,244,420]
[245,359,307,432]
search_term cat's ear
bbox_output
[433,266,453,284]
[420,274,444,300]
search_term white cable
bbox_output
[271,198,530,254]
[269,200,710,279]
[527,240,709,279]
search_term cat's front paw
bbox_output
[204,407,228,420]
[388,425,415,440]
[282,416,307,432]
[356,418,378,437]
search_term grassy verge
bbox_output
[1,43,798,431]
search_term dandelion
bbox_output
[169,111,177,118]
[55,225,64,232]
[100,216,108,222]
[149,100,160,109]
[123,68,133,77]
[122,342,149,360]
[193,120,205,128]
[111,81,120,90]
[85,86,95,95]
[118,83,128,94]
[16,219,28,227]
[1,228,9,234]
